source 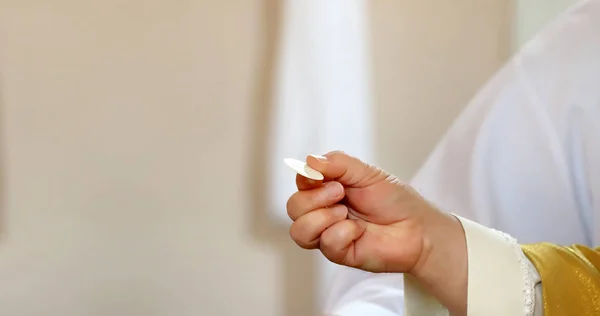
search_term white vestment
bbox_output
[323,0,600,314]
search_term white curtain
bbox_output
[267,0,374,307]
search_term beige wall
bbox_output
[372,0,510,178]
[0,1,508,315]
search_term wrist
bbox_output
[411,210,468,315]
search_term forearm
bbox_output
[410,212,468,315]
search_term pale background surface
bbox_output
[513,0,579,51]
[0,0,571,315]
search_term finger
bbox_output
[296,173,323,191]
[319,219,367,267]
[289,204,348,249]
[287,181,345,220]
[306,151,387,187]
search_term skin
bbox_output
[287,151,468,315]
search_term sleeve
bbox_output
[521,243,600,316]
[321,267,405,316]
[410,66,591,247]
[402,219,600,316]
[404,215,542,316]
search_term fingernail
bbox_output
[325,182,343,198]
[309,154,328,162]
[332,205,348,217]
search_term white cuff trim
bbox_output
[455,215,534,316]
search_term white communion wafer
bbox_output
[283,158,324,181]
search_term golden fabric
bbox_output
[521,243,600,316]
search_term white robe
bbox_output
[323,0,600,314]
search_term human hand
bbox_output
[287,151,468,314]
[286,151,461,274]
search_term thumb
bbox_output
[306,151,387,187]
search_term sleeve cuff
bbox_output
[404,215,536,316]
[457,215,534,315]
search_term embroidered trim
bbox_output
[490,229,535,316]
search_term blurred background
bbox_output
[0,0,577,315]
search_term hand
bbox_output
[287,151,454,273]
[286,151,467,314]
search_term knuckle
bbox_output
[290,209,333,249]
[289,222,313,249]
[287,190,333,222]
[326,150,347,159]
[286,191,312,220]
[318,235,341,263]
[285,195,296,219]
[320,220,351,249]
[289,224,301,242]
[319,227,337,249]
